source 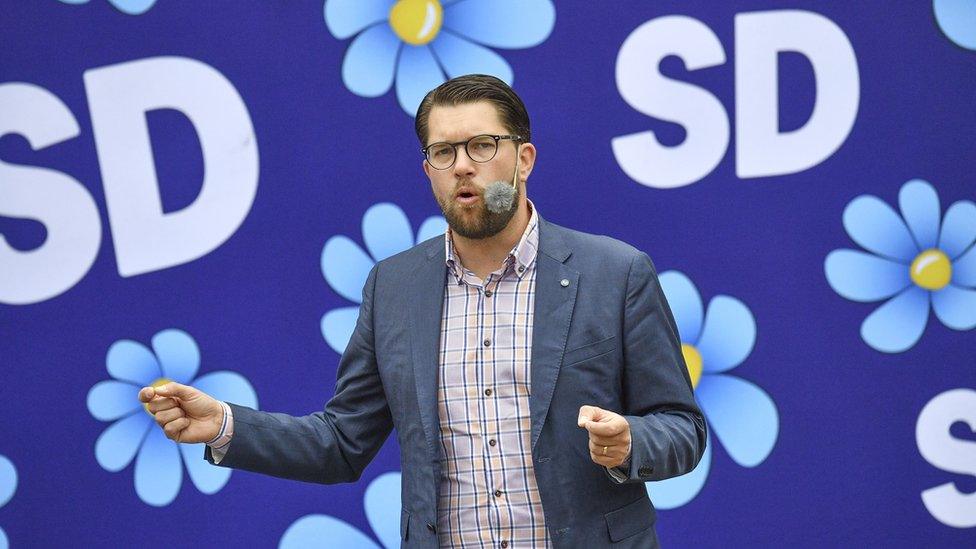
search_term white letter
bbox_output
[84,56,259,277]
[916,388,976,528]
[612,16,729,189]
[0,83,101,305]
[735,10,859,178]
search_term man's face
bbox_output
[423,101,521,240]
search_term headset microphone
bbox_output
[484,144,520,214]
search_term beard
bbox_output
[436,180,520,240]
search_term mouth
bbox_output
[454,187,481,206]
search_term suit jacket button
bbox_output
[426,522,436,533]
[639,466,653,477]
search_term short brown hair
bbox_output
[415,74,531,146]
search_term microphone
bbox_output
[484,144,520,214]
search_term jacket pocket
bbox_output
[401,508,410,541]
[563,335,616,367]
[604,496,656,542]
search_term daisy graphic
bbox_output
[0,455,15,549]
[321,203,446,354]
[825,179,976,353]
[647,271,779,509]
[87,329,258,506]
[325,0,555,115]
[57,0,157,15]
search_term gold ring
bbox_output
[602,446,608,456]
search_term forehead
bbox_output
[426,101,507,144]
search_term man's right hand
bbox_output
[138,383,223,443]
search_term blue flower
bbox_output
[280,472,401,549]
[934,0,976,50]
[57,0,157,15]
[646,271,779,509]
[0,455,16,549]
[86,329,259,507]
[825,180,976,353]
[325,0,556,115]
[321,203,446,354]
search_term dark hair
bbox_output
[415,74,531,146]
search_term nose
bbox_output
[452,144,477,178]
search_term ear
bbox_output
[518,142,537,183]
[422,158,431,180]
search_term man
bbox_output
[139,74,705,547]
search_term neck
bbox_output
[452,198,530,280]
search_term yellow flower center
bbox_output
[143,377,173,414]
[910,248,952,290]
[681,343,703,389]
[389,0,443,45]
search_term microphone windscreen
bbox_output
[484,181,516,214]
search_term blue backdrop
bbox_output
[1,1,975,547]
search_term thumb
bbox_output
[578,405,603,428]
[153,382,196,400]
[138,386,155,403]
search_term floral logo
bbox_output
[325,0,556,115]
[57,0,157,15]
[321,203,446,354]
[647,271,779,509]
[280,472,401,548]
[0,455,16,549]
[86,329,259,506]
[825,180,976,353]
[934,0,976,50]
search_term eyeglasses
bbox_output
[422,134,522,170]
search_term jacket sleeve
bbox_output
[617,252,707,483]
[204,264,393,484]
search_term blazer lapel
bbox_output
[409,238,448,460]
[530,218,578,451]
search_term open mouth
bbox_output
[455,188,480,204]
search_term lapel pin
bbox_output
[560,279,570,287]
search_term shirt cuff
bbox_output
[206,401,234,464]
[606,442,632,483]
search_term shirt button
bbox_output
[518,266,525,273]
[501,542,509,549]
[494,489,503,498]
[483,339,491,347]
[485,289,493,297]
[489,439,496,447]
[484,388,492,396]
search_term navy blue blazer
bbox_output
[207,216,706,547]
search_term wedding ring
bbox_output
[602,446,608,456]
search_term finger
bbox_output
[154,382,196,400]
[584,418,626,437]
[153,407,186,427]
[163,417,190,441]
[147,397,179,414]
[138,387,156,403]
[589,452,623,468]
[587,432,631,447]
[589,440,626,459]
[577,405,601,427]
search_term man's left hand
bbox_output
[577,405,631,468]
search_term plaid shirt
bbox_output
[436,204,550,548]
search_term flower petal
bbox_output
[696,375,778,467]
[279,515,382,549]
[179,443,231,495]
[322,235,374,303]
[365,472,402,549]
[824,249,911,303]
[932,284,976,331]
[134,426,182,507]
[94,412,152,472]
[363,203,414,262]
[0,527,7,549]
[938,200,976,259]
[106,339,162,386]
[934,0,976,50]
[87,380,143,421]
[325,0,395,40]
[193,371,259,410]
[843,195,918,262]
[952,244,976,287]
[645,437,711,510]
[416,215,447,243]
[696,296,756,374]
[443,0,555,49]
[658,271,704,345]
[898,179,941,250]
[107,0,157,15]
[342,24,401,98]
[321,307,361,355]
[151,329,199,384]
[0,455,16,508]
[396,45,445,116]
[860,286,930,353]
[431,32,513,83]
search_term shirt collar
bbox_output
[444,200,539,284]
